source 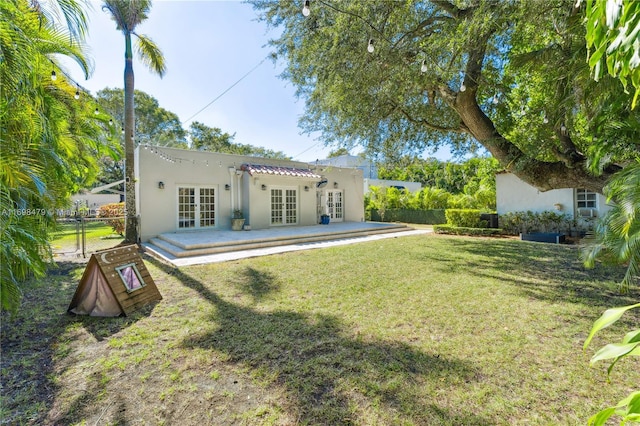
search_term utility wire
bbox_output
[181,56,268,125]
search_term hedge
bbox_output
[445,209,484,228]
[368,209,447,224]
[433,225,504,236]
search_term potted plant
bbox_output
[320,214,330,225]
[231,209,245,231]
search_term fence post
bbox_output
[81,216,86,258]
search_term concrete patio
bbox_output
[143,221,431,266]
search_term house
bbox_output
[135,146,364,242]
[496,172,612,219]
[312,154,422,193]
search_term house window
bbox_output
[576,188,597,209]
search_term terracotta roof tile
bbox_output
[241,164,321,180]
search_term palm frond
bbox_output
[134,33,166,77]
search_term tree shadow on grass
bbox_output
[413,237,637,309]
[147,257,491,425]
[0,259,157,425]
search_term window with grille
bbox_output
[576,188,597,209]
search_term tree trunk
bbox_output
[454,91,613,193]
[124,32,137,244]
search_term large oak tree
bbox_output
[249,0,639,193]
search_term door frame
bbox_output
[176,185,217,230]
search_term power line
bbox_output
[181,56,268,125]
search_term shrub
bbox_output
[499,211,573,235]
[433,225,503,236]
[445,209,484,228]
[97,202,125,235]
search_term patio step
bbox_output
[145,223,413,259]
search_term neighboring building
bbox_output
[313,154,378,179]
[363,178,422,193]
[312,154,421,193]
[67,192,121,216]
[136,146,364,242]
[496,172,612,218]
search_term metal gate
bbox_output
[52,216,125,257]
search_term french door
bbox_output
[270,187,298,225]
[177,186,216,229]
[326,190,344,222]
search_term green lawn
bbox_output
[1,234,638,425]
[50,219,123,253]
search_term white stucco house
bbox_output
[496,172,612,219]
[135,146,365,242]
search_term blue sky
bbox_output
[61,0,451,163]
[57,0,335,162]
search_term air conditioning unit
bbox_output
[578,208,596,218]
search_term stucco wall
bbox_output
[496,172,611,217]
[136,146,364,241]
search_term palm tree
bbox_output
[1,0,108,312]
[582,160,640,292]
[101,0,166,244]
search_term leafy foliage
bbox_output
[1,0,112,312]
[583,303,640,425]
[97,202,125,235]
[249,0,636,192]
[445,209,484,228]
[585,0,640,109]
[96,88,187,148]
[582,159,640,292]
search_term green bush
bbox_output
[445,209,484,228]
[369,209,447,224]
[97,202,125,235]
[499,211,573,235]
[433,225,503,236]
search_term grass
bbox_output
[50,219,124,254]
[1,233,638,425]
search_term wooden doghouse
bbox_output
[68,244,162,316]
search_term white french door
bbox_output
[326,190,344,222]
[270,187,298,225]
[177,186,216,229]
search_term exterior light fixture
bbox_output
[420,60,427,73]
[367,38,374,53]
[304,186,309,191]
[225,184,230,191]
[333,182,338,188]
[51,70,57,81]
[302,0,310,16]
[261,184,267,191]
[158,181,165,189]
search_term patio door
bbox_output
[326,190,344,222]
[177,186,216,229]
[270,187,298,225]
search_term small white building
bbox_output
[136,146,364,242]
[496,172,612,218]
[312,154,421,194]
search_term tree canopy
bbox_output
[96,88,187,148]
[249,0,639,193]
